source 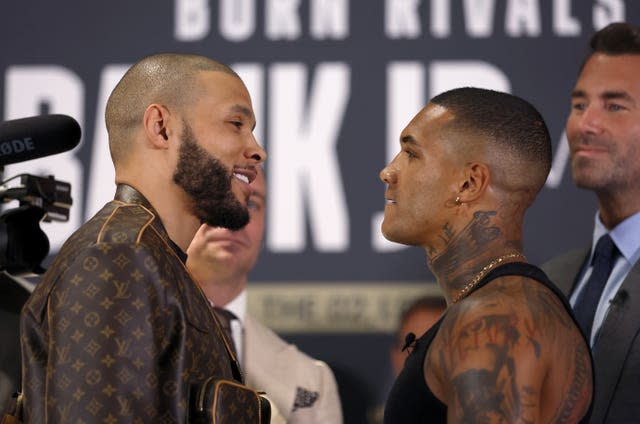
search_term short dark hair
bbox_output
[106,53,239,165]
[430,87,552,196]
[590,22,640,55]
[395,295,446,345]
[398,295,446,326]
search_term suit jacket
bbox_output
[543,249,640,424]
[20,185,237,423]
[244,315,343,424]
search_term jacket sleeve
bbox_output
[23,243,190,423]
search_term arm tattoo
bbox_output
[445,313,536,422]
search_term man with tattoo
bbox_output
[381,87,593,423]
[543,22,640,423]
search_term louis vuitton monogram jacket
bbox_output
[20,184,236,423]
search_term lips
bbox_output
[232,166,257,184]
[202,226,249,247]
[384,191,396,205]
[231,166,257,199]
[572,144,610,159]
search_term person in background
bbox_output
[380,87,593,423]
[187,167,343,424]
[389,295,447,378]
[369,294,446,424]
[20,53,265,422]
[542,22,640,423]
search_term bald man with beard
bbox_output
[20,53,265,423]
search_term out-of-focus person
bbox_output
[543,22,640,423]
[187,167,343,424]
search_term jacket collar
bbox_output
[113,184,188,263]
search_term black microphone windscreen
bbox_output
[0,114,81,166]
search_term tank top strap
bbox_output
[470,261,573,312]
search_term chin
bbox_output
[381,226,402,245]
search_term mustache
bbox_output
[569,134,611,151]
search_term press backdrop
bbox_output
[2,1,639,422]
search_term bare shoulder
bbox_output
[426,275,592,423]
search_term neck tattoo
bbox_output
[452,252,526,304]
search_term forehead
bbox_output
[576,53,640,95]
[402,103,456,146]
[193,71,254,114]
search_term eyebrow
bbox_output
[231,104,257,130]
[571,89,634,103]
[401,134,419,146]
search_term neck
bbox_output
[200,275,247,307]
[597,191,640,230]
[116,176,201,252]
[426,209,524,303]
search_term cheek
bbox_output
[565,115,579,138]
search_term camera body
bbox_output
[0,174,72,275]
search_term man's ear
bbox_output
[143,103,173,149]
[457,162,490,202]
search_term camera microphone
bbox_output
[402,332,417,352]
[0,114,81,166]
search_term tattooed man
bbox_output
[381,87,593,423]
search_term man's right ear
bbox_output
[143,103,172,149]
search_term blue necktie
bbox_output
[573,234,618,341]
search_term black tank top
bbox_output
[383,262,592,423]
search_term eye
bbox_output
[606,103,625,112]
[571,101,586,112]
[230,121,243,128]
[404,149,417,159]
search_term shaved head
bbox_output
[430,87,551,206]
[105,53,239,165]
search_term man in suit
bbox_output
[187,167,343,424]
[542,22,640,423]
[20,53,266,422]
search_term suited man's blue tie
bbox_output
[573,233,618,340]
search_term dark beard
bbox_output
[173,120,249,230]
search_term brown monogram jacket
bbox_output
[20,185,236,423]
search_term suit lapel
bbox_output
[591,261,640,422]
[244,316,295,420]
[544,248,588,296]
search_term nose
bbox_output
[246,135,267,163]
[380,165,396,184]
[574,105,604,135]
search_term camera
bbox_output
[0,114,80,275]
[0,174,72,275]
